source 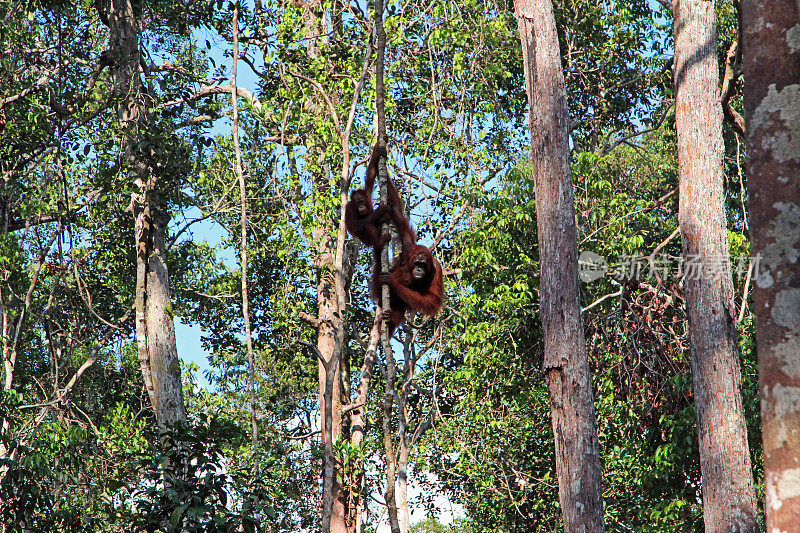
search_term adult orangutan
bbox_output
[346,141,415,283]
[345,143,391,249]
[374,243,443,336]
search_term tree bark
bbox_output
[673,1,758,531]
[348,317,381,532]
[513,1,605,531]
[108,0,186,427]
[381,387,401,533]
[742,0,800,529]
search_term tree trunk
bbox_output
[513,1,605,531]
[292,0,348,529]
[318,318,343,533]
[396,338,419,533]
[742,0,800,529]
[397,434,411,533]
[349,318,381,532]
[231,2,258,462]
[108,0,186,426]
[373,1,401,531]
[673,1,758,531]
[382,402,401,533]
[311,155,346,533]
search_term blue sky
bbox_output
[173,17,263,390]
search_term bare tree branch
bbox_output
[720,32,745,137]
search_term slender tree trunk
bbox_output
[108,0,185,426]
[513,1,605,531]
[673,1,758,531]
[396,431,410,533]
[373,0,401,531]
[381,391,401,533]
[742,0,800,529]
[0,290,13,486]
[230,0,258,465]
[396,338,418,533]
[349,318,381,532]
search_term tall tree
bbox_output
[513,0,605,530]
[287,1,369,529]
[672,0,758,530]
[742,0,800,528]
[107,0,186,426]
[373,1,402,531]
[230,1,258,460]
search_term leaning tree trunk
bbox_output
[108,0,186,426]
[513,1,605,531]
[742,0,800,529]
[672,1,758,531]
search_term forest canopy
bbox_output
[1,0,798,532]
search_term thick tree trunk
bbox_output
[513,1,605,531]
[742,0,800,529]
[108,0,186,426]
[672,1,758,531]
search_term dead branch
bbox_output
[720,33,745,137]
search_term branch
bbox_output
[0,47,53,58]
[738,258,753,323]
[582,289,623,313]
[27,306,133,430]
[333,25,375,319]
[49,55,114,117]
[177,112,226,127]
[298,311,322,328]
[157,84,263,111]
[580,188,677,245]
[433,201,469,250]
[6,189,101,233]
[161,83,302,142]
[649,226,681,259]
[0,67,61,109]
[299,339,327,366]
[602,101,674,156]
[720,33,745,137]
[654,0,672,12]
[341,401,366,415]
[152,60,194,78]
[353,315,382,409]
[281,65,342,135]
